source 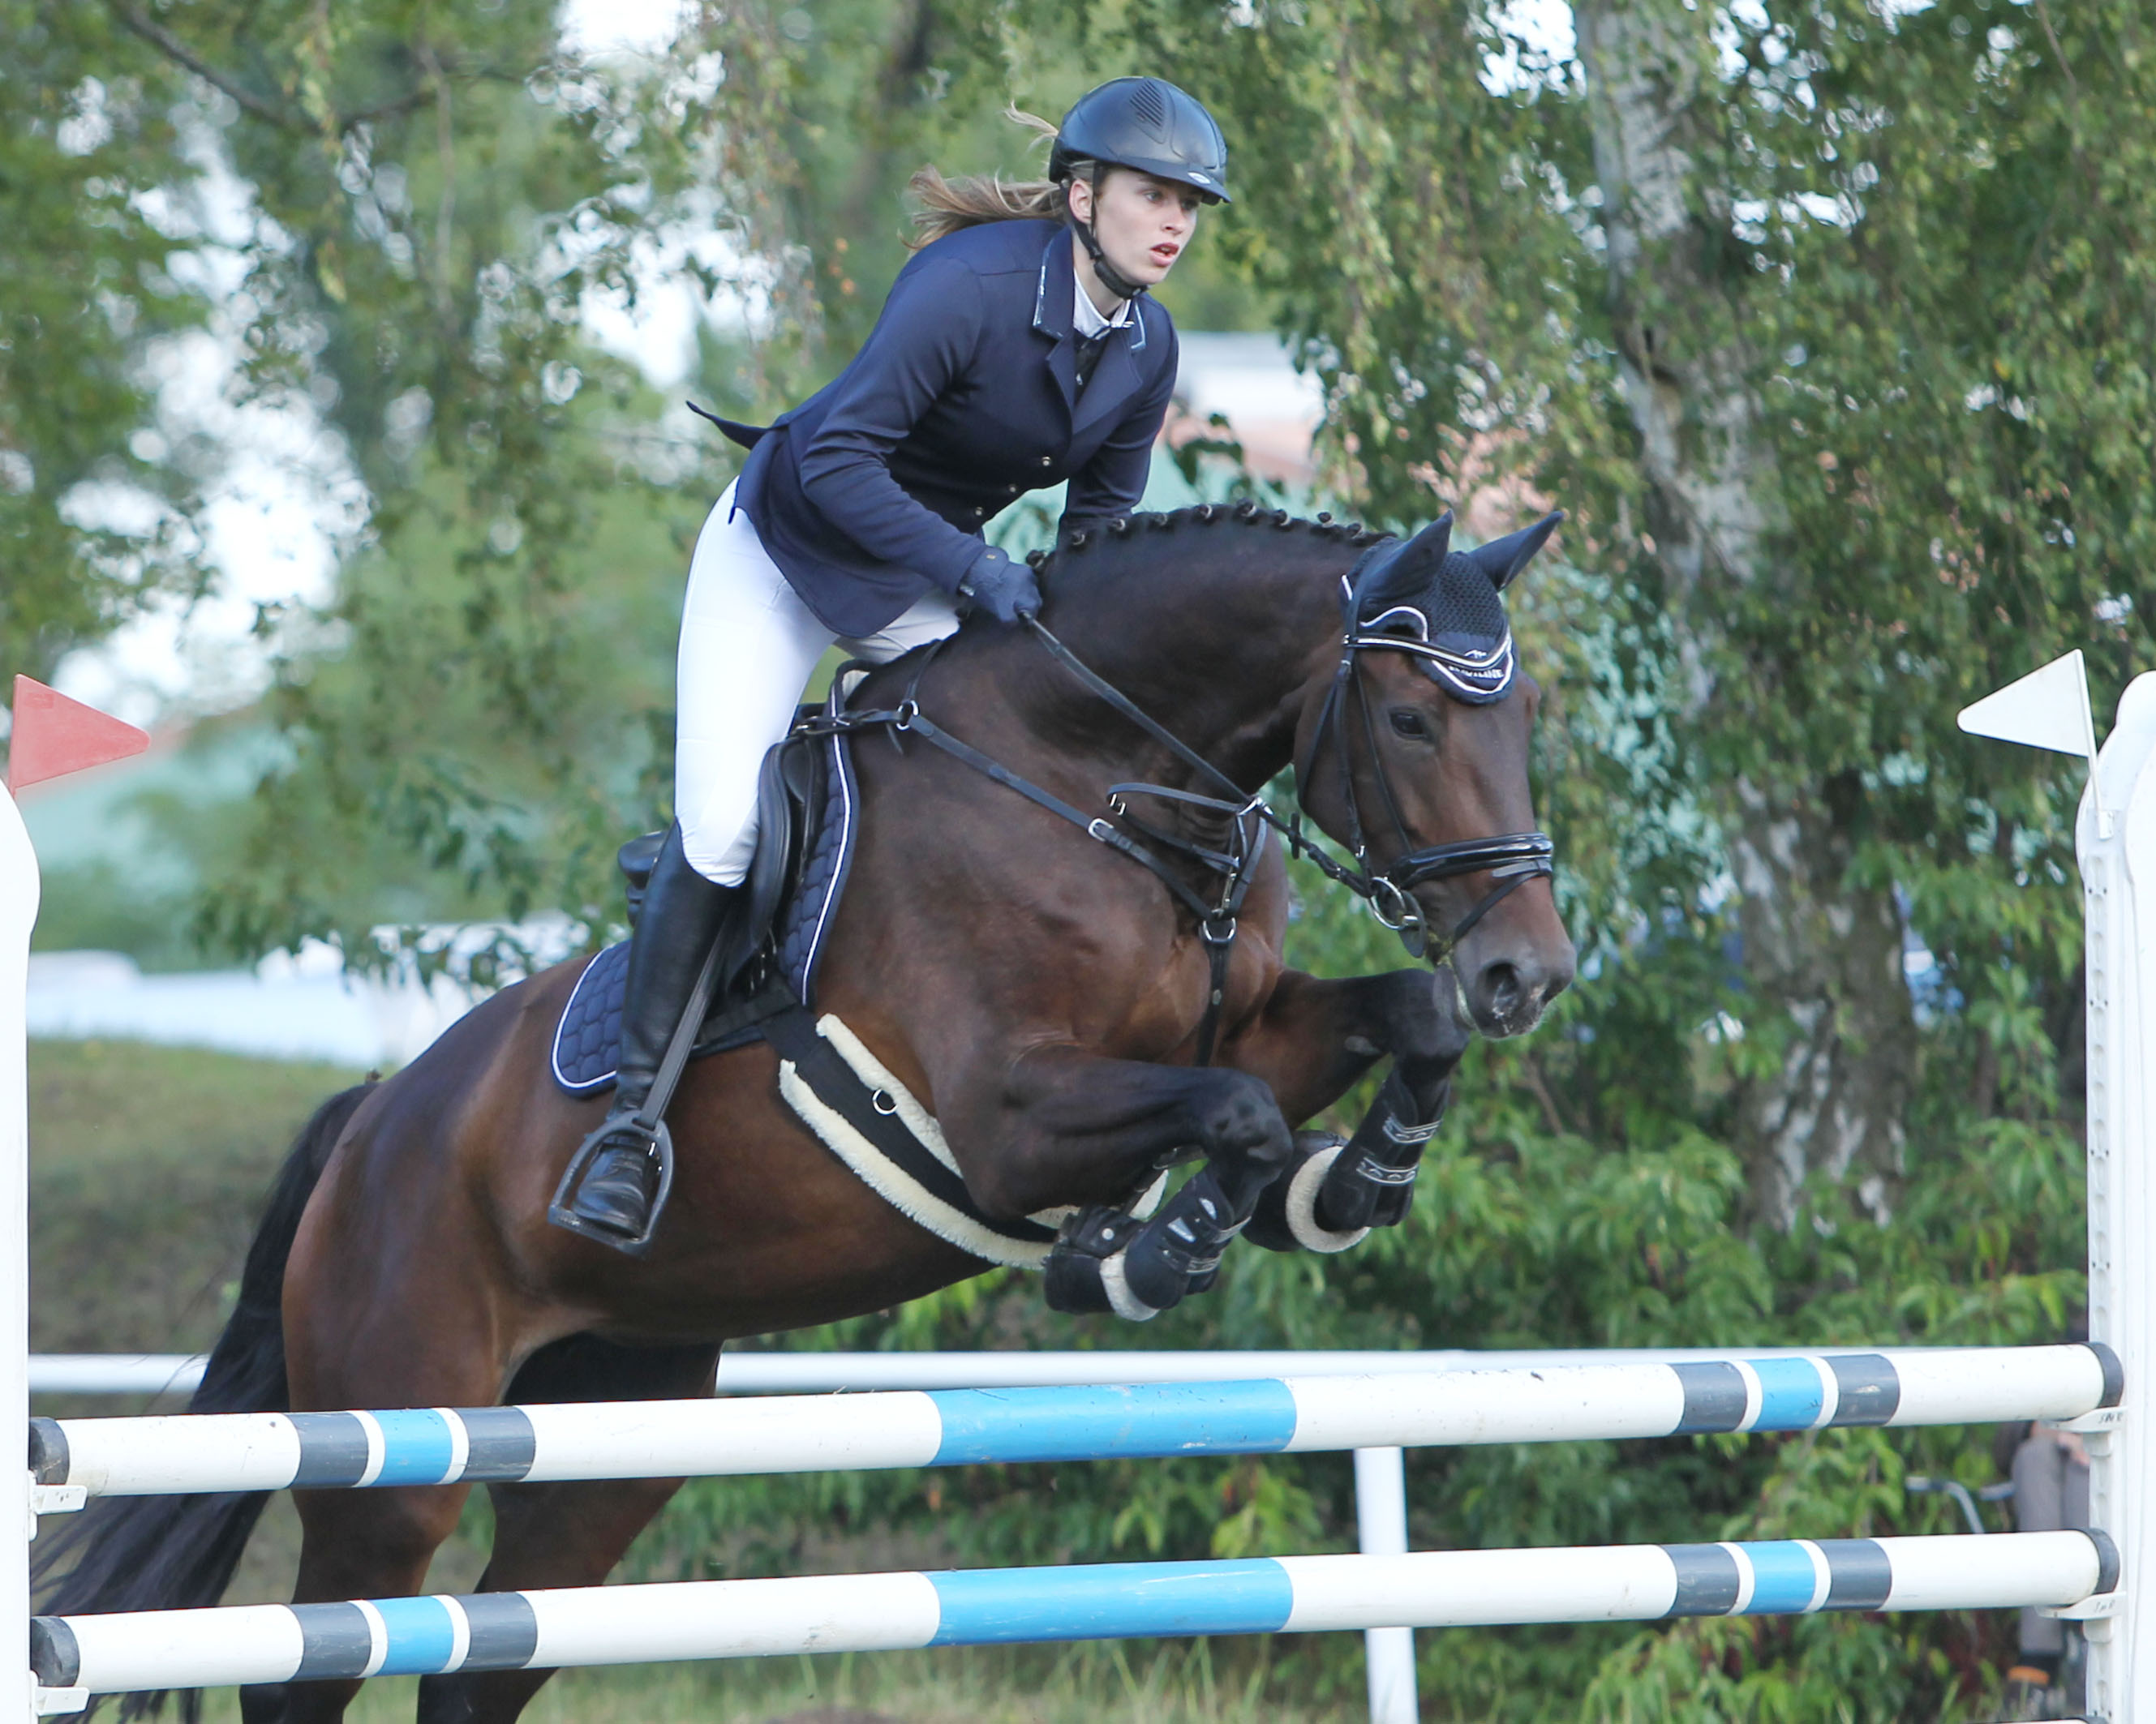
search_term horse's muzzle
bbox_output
[1456,929,1575,1039]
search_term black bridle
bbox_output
[1284,557,1556,959]
[801,542,1556,1061]
[1023,547,1553,964]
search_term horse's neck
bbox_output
[1017,532,1348,789]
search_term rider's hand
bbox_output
[960,547,1041,625]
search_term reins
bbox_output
[796,538,1556,1064]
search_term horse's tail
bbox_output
[32,1079,371,1710]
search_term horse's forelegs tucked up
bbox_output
[1224,965,1470,1124]
[1226,967,1474,1242]
[956,1047,1295,1319]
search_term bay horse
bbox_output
[40,501,1574,1723]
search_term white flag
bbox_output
[1956,650,2097,766]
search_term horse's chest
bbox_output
[1119,930,1277,1060]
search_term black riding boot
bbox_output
[554,827,735,1252]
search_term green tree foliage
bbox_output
[0,3,225,682]
[1113,0,2146,1223]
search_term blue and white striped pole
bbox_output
[28,1532,2117,1705]
[33,1345,2122,1501]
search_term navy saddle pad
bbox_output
[550,722,860,1095]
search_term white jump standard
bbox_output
[32,1345,2124,1501]
[29,1531,2119,1702]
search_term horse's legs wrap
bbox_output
[1043,1203,1154,1319]
[1044,1159,1269,1319]
[1311,1068,1450,1233]
[1244,1130,1369,1254]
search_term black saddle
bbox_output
[550,701,861,1095]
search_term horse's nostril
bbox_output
[1480,960,1523,1014]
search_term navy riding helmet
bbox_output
[1051,78,1230,300]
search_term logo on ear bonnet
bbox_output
[1349,511,1563,705]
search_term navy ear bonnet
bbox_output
[1348,509,1563,705]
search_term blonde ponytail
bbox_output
[906,107,1067,249]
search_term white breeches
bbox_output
[675,481,961,885]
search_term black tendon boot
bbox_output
[551,827,736,1253]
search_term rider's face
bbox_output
[1070,169,1204,291]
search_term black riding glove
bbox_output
[960,547,1041,625]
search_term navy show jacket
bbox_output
[709,219,1179,638]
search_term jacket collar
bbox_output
[1034,229,1150,433]
[1033,228,1073,340]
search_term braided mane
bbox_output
[1021,498,1386,574]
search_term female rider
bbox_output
[556,76,1231,1250]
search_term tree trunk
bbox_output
[1575,0,1914,1226]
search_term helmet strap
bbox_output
[1066,167,1149,304]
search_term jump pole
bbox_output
[2,742,40,1722]
[1963,653,2156,1716]
[2077,668,2156,1720]
[28,1531,2117,1702]
[28,1345,2124,1500]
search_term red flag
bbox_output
[7,676,150,792]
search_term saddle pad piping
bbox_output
[797,731,853,995]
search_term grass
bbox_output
[333,1640,1365,1724]
[25,1037,1371,1724]
[28,1037,366,1361]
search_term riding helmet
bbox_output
[1050,78,1231,205]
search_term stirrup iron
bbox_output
[548,1117,678,1256]
[548,924,728,1256]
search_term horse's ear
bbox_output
[1469,510,1565,589]
[1355,511,1454,615]
[1402,510,1455,568]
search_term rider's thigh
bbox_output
[844,585,962,664]
[676,485,834,883]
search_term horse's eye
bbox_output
[1389,710,1432,740]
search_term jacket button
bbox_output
[973,507,986,518]
[1040,456,1052,467]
